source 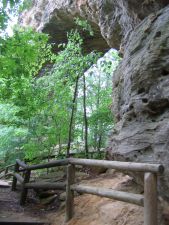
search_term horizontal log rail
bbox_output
[0,172,12,179]
[10,159,69,205]
[71,184,144,206]
[0,164,15,178]
[69,158,164,173]
[13,173,24,184]
[14,158,164,173]
[25,181,66,190]
[7,157,164,225]
[0,163,15,172]
[27,159,69,171]
[0,172,24,184]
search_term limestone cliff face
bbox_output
[20,0,169,51]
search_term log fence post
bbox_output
[11,162,19,191]
[20,169,31,205]
[5,167,8,175]
[144,172,157,225]
[65,164,75,222]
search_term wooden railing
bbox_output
[11,159,67,205]
[0,163,15,179]
[3,158,164,225]
[67,158,164,225]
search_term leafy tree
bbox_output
[84,49,121,154]
[0,27,54,163]
[0,16,120,164]
[0,103,27,165]
[23,29,100,159]
[0,28,53,116]
[0,0,32,31]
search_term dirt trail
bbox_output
[0,184,55,223]
[47,171,144,225]
[0,171,144,225]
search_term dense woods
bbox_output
[0,0,120,166]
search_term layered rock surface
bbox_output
[109,5,169,201]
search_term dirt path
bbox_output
[47,171,144,225]
[0,183,56,223]
[0,171,144,225]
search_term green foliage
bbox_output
[0,28,53,117]
[0,103,19,125]
[0,15,120,164]
[22,29,100,161]
[75,18,94,36]
[0,103,26,163]
[0,0,17,30]
[0,0,31,31]
[18,0,33,13]
[0,27,54,163]
[83,49,121,149]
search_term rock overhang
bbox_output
[42,16,110,53]
[19,0,169,53]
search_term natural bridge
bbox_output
[0,158,164,225]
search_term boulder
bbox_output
[40,195,57,205]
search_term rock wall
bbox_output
[109,5,169,202]
[20,0,169,51]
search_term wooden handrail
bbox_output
[69,158,164,173]
[11,158,69,205]
[14,158,164,174]
[0,164,15,174]
[6,163,15,170]
[27,159,69,170]
[16,159,28,169]
[25,181,66,190]
[71,184,144,206]
[0,172,23,184]
[0,172,13,179]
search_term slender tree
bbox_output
[83,74,89,158]
[67,75,79,157]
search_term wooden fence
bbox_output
[0,163,15,179]
[2,158,164,225]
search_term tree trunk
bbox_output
[94,72,101,151]
[81,121,84,141]
[83,74,89,158]
[97,133,102,158]
[67,75,79,157]
[58,133,62,156]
